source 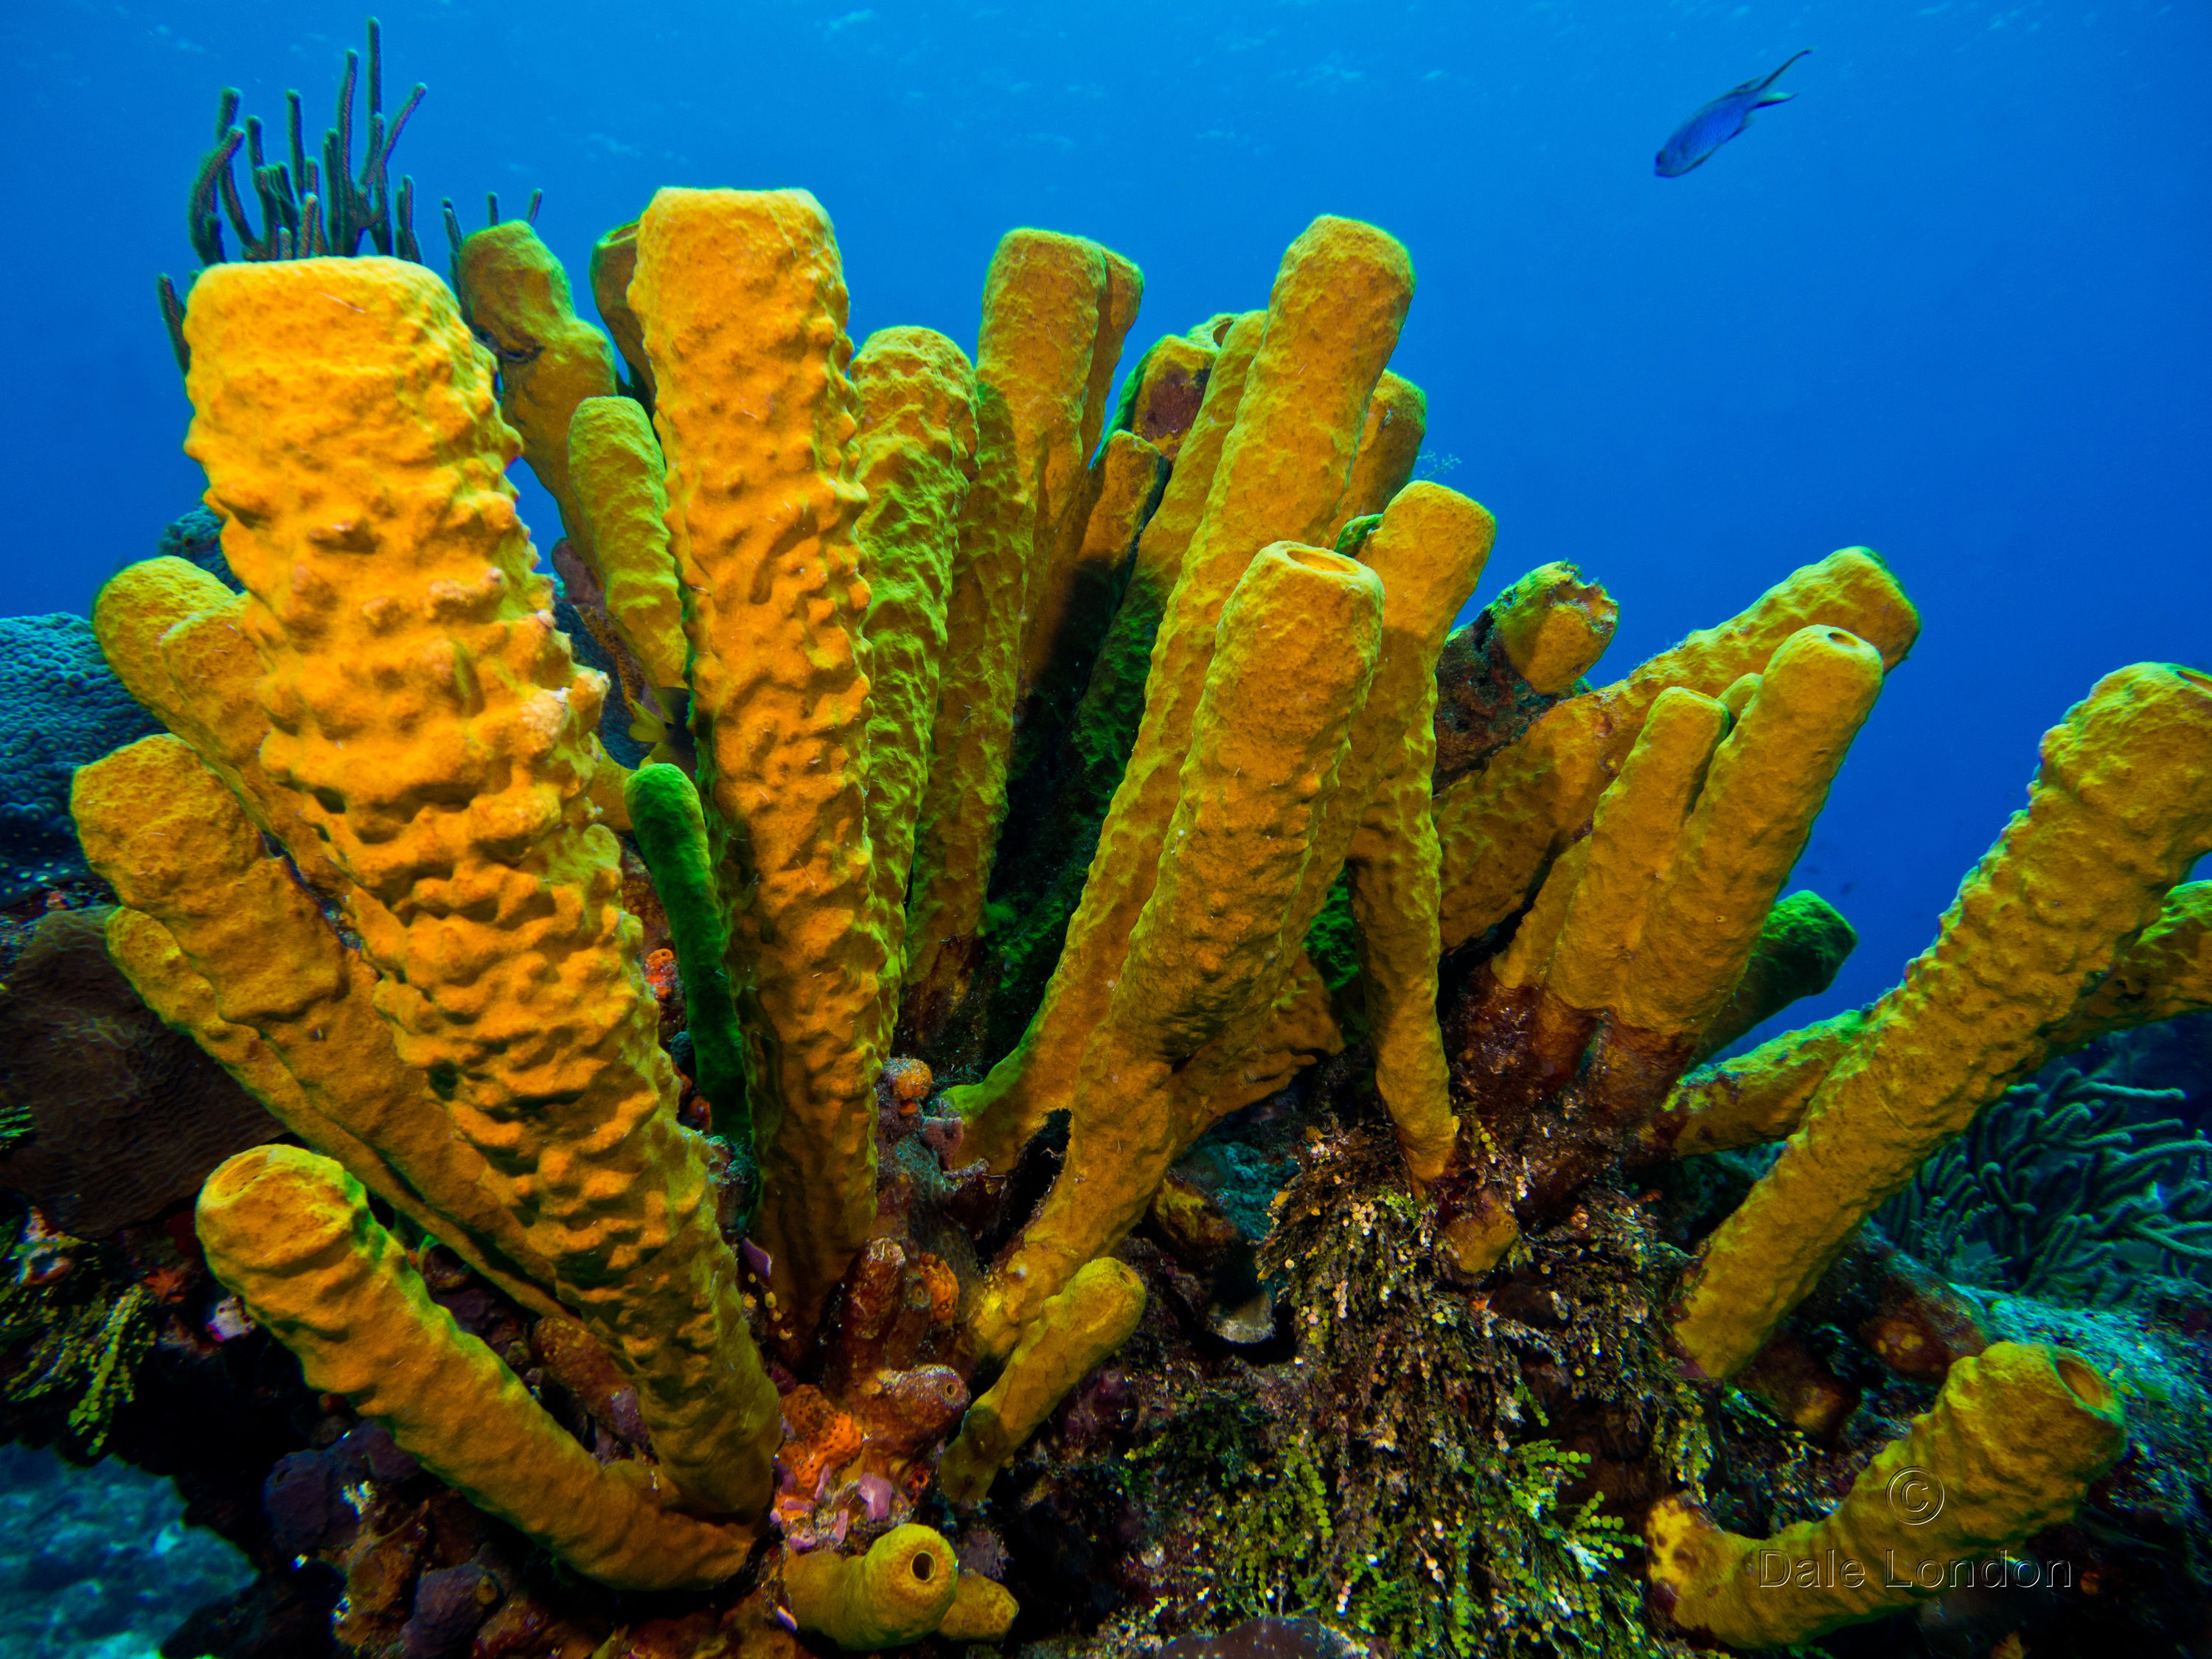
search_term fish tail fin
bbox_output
[1753,88,1797,108]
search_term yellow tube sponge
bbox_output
[631,189,885,1343]
[73,736,562,1313]
[453,220,617,548]
[1343,483,1495,1182]
[904,231,1112,1034]
[588,218,653,400]
[973,543,1383,1349]
[1080,247,1145,466]
[1673,663,2212,1381]
[785,1526,961,1650]
[1023,241,1144,695]
[1608,549,1918,723]
[182,254,775,1518]
[91,563,260,802]
[1326,370,1426,540]
[1644,1010,1868,1159]
[196,1146,754,1592]
[566,394,686,692]
[2049,879,2212,1046]
[1492,561,1621,695]
[90,557,347,897]
[1615,626,1886,1040]
[942,1259,1147,1503]
[1647,1343,2125,1646]
[1073,431,1167,600]
[936,1571,1020,1642]
[851,326,980,973]
[953,219,1412,1172]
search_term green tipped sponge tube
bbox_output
[625,762,748,1143]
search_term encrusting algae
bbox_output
[41,63,2212,1652]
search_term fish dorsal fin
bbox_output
[1749,47,1812,94]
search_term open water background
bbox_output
[1,0,2208,1034]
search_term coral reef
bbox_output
[1,55,2208,1652]
[0,1442,252,1659]
[0,616,159,904]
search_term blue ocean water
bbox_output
[1,0,2206,1027]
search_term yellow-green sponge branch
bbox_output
[1672,662,2212,1382]
[1647,1343,2125,1646]
[1343,481,1495,1183]
[453,220,618,552]
[851,326,979,978]
[197,1147,755,1593]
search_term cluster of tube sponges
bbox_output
[66,170,2212,1652]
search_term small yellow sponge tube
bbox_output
[453,220,618,549]
[2051,879,2212,1048]
[1491,562,1620,696]
[632,189,886,1343]
[851,326,979,974]
[182,254,775,1518]
[1022,234,1144,695]
[1673,663,2212,1380]
[942,1259,1147,1503]
[785,1526,960,1649]
[196,1146,754,1592]
[973,543,1382,1352]
[1647,1343,2125,1646]
[1124,330,1217,462]
[1540,687,1728,1018]
[1343,482,1495,1183]
[566,394,686,692]
[1644,1011,1868,1159]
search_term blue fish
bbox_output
[1655,49,1811,177]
